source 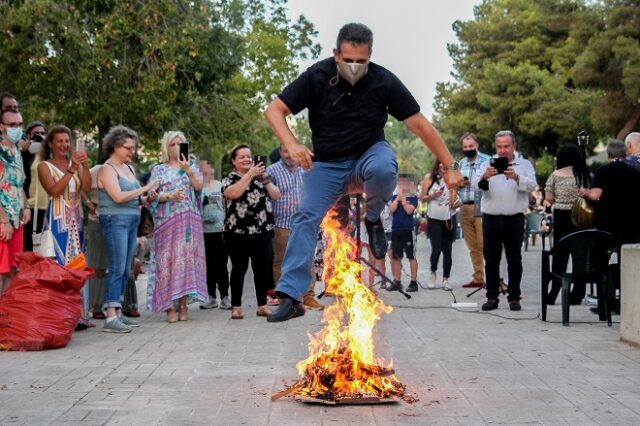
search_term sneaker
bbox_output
[428,272,437,289]
[481,299,499,311]
[267,295,280,306]
[406,281,418,292]
[219,296,232,310]
[364,217,387,260]
[103,318,132,333]
[303,296,324,311]
[267,298,306,322]
[462,280,483,288]
[200,298,219,309]
[509,300,521,311]
[386,280,402,292]
[442,278,451,291]
[119,315,140,327]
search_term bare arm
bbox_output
[38,162,77,198]
[98,165,156,203]
[403,112,464,191]
[264,98,314,170]
[263,180,281,200]
[419,174,433,203]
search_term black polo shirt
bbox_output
[278,57,420,162]
[592,160,640,244]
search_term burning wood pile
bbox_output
[272,212,416,405]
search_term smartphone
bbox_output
[490,157,509,174]
[254,155,266,166]
[179,142,189,161]
[76,139,85,152]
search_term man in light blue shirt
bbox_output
[458,133,491,289]
[473,130,537,311]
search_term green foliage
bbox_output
[0,0,319,165]
[534,151,555,183]
[434,0,640,158]
[385,118,434,179]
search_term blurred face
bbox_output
[49,131,71,158]
[495,135,516,162]
[167,136,182,160]
[231,147,252,172]
[114,137,136,162]
[1,97,18,113]
[279,145,297,168]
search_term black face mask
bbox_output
[463,149,477,158]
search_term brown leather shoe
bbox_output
[462,281,484,288]
[303,296,324,311]
[122,309,140,318]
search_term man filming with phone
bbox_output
[473,130,536,312]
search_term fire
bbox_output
[282,211,415,403]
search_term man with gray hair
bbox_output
[264,22,463,322]
[473,130,537,311]
[625,132,640,170]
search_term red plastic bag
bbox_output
[0,252,94,351]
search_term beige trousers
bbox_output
[273,227,315,298]
[460,204,485,283]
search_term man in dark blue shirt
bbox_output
[264,22,462,322]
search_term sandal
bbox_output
[231,307,243,320]
[178,305,188,321]
[256,306,272,317]
[92,311,106,320]
[167,308,178,323]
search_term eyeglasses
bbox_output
[119,145,136,152]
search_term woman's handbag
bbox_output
[571,197,595,229]
[32,173,55,258]
[137,205,154,237]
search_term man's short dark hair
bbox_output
[336,23,373,53]
[460,132,479,144]
[607,140,627,159]
[0,92,18,111]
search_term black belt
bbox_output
[462,201,475,205]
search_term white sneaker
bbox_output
[428,272,437,289]
[200,298,219,309]
[442,278,451,291]
[219,296,232,310]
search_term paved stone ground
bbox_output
[1,234,639,425]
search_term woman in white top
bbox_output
[420,161,460,290]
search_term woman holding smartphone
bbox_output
[147,131,207,323]
[38,125,92,329]
[222,144,280,319]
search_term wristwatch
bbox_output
[445,161,460,171]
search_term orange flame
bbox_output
[291,210,412,402]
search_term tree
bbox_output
[0,0,319,165]
[385,118,433,179]
[571,0,640,139]
[433,0,610,157]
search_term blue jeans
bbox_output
[100,214,140,309]
[276,141,397,301]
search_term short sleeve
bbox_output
[544,173,556,193]
[409,195,419,207]
[386,72,420,121]
[278,70,312,115]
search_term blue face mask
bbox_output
[5,127,23,144]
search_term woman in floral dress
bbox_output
[147,131,207,323]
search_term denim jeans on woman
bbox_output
[100,214,140,309]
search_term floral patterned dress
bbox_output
[146,163,208,313]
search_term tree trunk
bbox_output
[616,104,640,140]
[97,116,111,162]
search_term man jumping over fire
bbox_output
[264,22,463,322]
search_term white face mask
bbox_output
[28,142,42,154]
[336,61,368,86]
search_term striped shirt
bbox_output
[458,152,491,203]
[267,161,304,229]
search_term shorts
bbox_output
[0,226,24,274]
[391,229,416,260]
